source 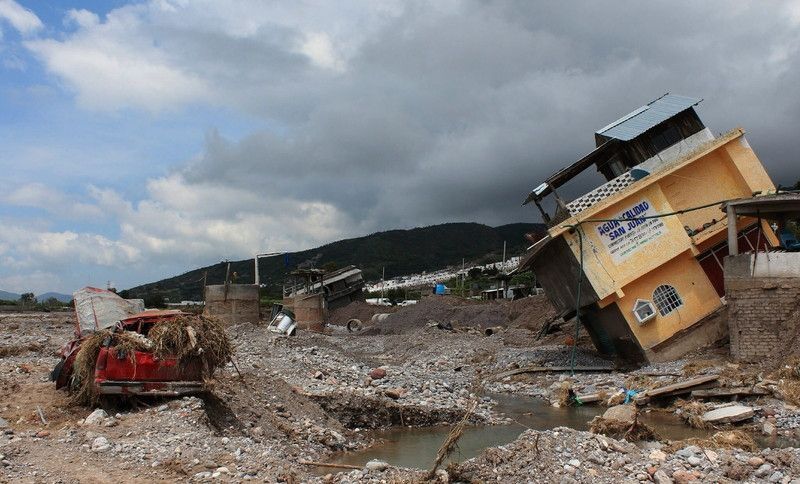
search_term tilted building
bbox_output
[518,94,778,363]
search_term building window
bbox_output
[653,285,683,316]
[606,154,628,178]
[650,124,682,153]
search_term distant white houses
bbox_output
[165,300,204,307]
[364,256,521,293]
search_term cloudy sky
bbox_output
[1,0,799,294]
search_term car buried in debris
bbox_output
[52,287,207,399]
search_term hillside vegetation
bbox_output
[123,222,542,302]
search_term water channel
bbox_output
[323,393,716,471]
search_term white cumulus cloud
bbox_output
[0,0,42,35]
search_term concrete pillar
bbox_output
[727,205,738,255]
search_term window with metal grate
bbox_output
[653,284,683,316]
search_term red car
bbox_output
[53,290,206,398]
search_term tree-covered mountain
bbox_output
[0,290,20,301]
[123,222,544,302]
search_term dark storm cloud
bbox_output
[182,0,800,232]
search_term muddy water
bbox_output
[324,393,712,470]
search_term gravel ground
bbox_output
[3,305,800,482]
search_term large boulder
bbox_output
[602,404,637,424]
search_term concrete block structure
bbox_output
[203,284,260,325]
[725,245,800,362]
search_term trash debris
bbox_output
[73,286,144,334]
[346,318,362,332]
[266,310,298,336]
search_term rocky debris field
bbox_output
[3,298,800,482]
[320,426,800,483]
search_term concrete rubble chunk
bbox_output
[701,405,754,424]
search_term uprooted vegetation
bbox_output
[148,315,233,372]
[773,357,800,406]
[588,414,659,442]
[663,430,758,453]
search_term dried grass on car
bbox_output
[68,315,233,407]
[69,330,111,406]
[148,315,233,374]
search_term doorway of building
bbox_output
[696,224,771,297]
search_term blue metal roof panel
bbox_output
[596,94,702,141]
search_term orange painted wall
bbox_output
[612,251,722,348]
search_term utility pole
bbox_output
[223,262,231,302]
[202,271,207,304]
[381,266,385,299]
[461,257,465,298]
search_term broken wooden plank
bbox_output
[495,366,615,379]
[634,374,719,405]
[36,405,48,425]
[691,387,770,398]
[299,461,362,470]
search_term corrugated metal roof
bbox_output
[596,94,702,141]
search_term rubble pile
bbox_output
[451,427,800,484]
[229,323,502,427]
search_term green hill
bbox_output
[123,222,543,302]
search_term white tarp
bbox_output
[73,287,145,334]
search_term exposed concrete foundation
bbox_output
[204,284,260,325]
[646,306,728,363]
[725,253,800,362]
[283,293,326,332]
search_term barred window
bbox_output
[653,285,683,316]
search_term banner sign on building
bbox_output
[595,198,665,263]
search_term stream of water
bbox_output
[322,393,715,471]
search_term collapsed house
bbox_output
[281,265,365,331]
[517,94,779,363]
[292,265,366,309]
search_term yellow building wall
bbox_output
[722,136,776,195]
[556,131,777,351]
[612,252,722,349]
[659,150,752,233]
[562,182,690,302]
